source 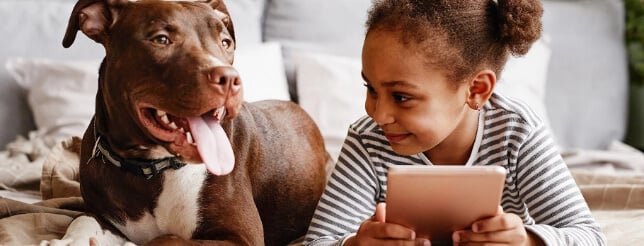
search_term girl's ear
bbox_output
[466,69,496,110]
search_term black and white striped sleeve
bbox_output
[304,126,380,246]
[515,124,606,245]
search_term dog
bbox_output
[56,0,329,245]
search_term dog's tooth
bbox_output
[179,128,185,133]
[156,110,166,117]
[214,106,226,121]
[168,122,178,130]
[186,132,194,144]
[161,114,170,124]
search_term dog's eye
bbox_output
[152,35,172,45]
[222,39,232,49]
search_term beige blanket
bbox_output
[572,171,644,245]
[0,137,643,245]
[0,137,83,245]
[565,141,644,244]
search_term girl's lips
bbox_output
[385,133,410,143]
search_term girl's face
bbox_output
[361,30,473,156]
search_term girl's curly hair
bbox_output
[366,0,543,83]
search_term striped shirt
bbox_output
[304,93,606,246]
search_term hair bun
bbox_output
[496,0,543,56]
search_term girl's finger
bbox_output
[452,242,505,246]
[453,227,525,244]
[361,221,416,240]
[496,205,503,215]
[471,213,522,233]
[375,202,387,223]
[358,237,430,246]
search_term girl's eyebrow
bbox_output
[382,81,418,89]
[361,71,418,89]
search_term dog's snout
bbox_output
[207,66,241,92]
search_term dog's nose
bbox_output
[207,66,241,93]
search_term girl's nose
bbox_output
[371,99,395,126]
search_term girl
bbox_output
[304,0,606,245]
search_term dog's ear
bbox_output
[207,0,236,44]
[62,0,127,48]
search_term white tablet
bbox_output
[386,165,507,241]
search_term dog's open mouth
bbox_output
[142,107,226,144]
[138,105,235,176]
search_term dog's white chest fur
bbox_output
[113,164,207,244]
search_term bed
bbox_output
[0,0,642,245]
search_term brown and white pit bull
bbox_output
[56,0,328,245]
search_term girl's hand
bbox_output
[345,203,431,246]
[451,206,544,246]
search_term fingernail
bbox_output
[452,232,460,242]
[423,239,431,246]
[411,231,416,239]
[472,224,478,232]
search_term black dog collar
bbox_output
[90,136,187,179]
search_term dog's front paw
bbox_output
[39,238,137,246]
[40,215,134,246]
[143,235,194,246]
[39,238,74,246]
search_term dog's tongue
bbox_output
[187,116,235,175]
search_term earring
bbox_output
[470,102,480,111]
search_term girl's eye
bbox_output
[222,39,233,49]
[393,93,410,103]
[152,35,172,45]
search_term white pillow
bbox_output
[4,42,290,142]
[5,58,100,143]
[295,53,366,162]
[495,37,552,129]
[295,39,552,161]
[234,42,290,102]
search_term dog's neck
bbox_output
[89,117,187,179]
